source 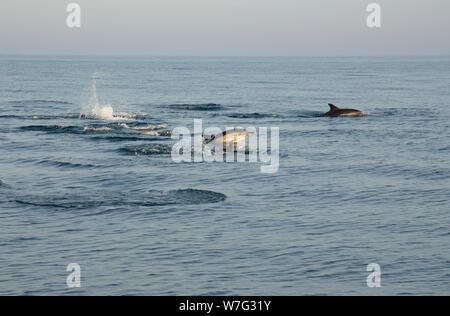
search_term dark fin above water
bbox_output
[328,104,340,111]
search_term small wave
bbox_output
[118,123,171,136]
[120,144,173,156]
[83,126,113,132]
[8,237,41,243]
[14,197,102,209]
[8,99,72,105]
[112,112,144,120]
[372,108,399,117]
[20,125,80,134]
[163,103,224,111]
[0,115,35,120]
[2,89,35,93]
[283,110,321,118]
[141,130,172,137]
[0,114,81,120]
[36,160,100,169]
[89,136,151,142]
[0,115,22,119]
[21,124,120,134]
[376,107,439,118]
[12,189,226,209]
[298,113,321,118]
[119,123,167,131]
[163,189,226,205]
[293,110,323,118]
[228,112,281,119]
[343,73,377,78]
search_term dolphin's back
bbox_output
[320,103,365,117]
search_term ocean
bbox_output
[0,55,449,295]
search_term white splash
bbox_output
[80,75,135,121]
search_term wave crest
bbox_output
[228,112,281,119]
[83,126,113,132]
[119,144,173,156]
[119,123,167,131]
[163,103,223,111]
[8,100,72,105]
[12,188,226,209]
[166,189,226,205]
[20,125,80,133]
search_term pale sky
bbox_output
[0,0,449,56]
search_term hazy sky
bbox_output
[1,0,449,56]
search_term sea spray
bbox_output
[80,74,147,121]
[80,75,117,120]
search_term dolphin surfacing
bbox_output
[203,128,254,148]
[319,104,366,117]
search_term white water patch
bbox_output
[80,75,139,121]
[119,123,167,131]
[142,131,160,136]
[89,104,116,120]
[140,130,172,136]
[83,126,113,132]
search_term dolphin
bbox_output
[203,128,254,148]
[319,104,366,117]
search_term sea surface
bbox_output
[0,56,449,295]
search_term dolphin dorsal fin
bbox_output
[328,103,340,111]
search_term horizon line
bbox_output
[1,53,450,58]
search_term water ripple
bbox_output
[162,103,224,111]
[11,189,226,210]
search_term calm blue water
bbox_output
[0,56,449,295]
